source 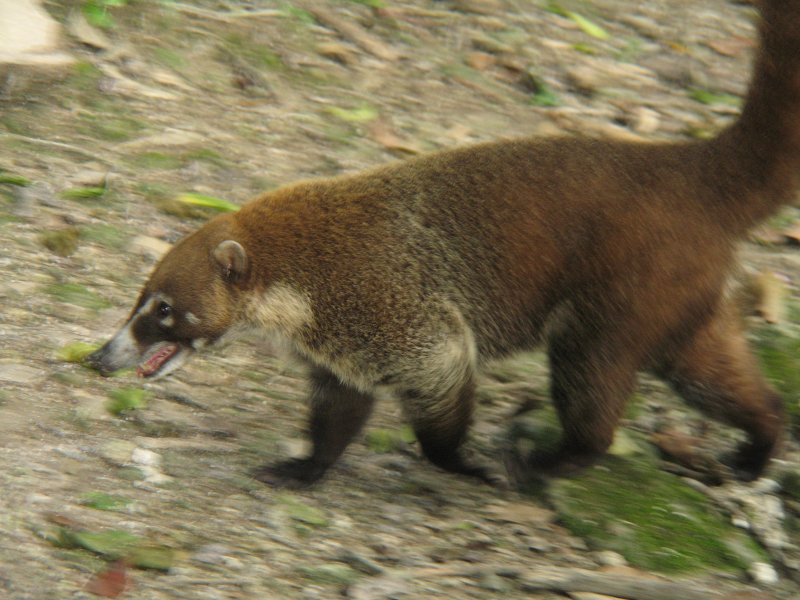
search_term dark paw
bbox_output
[520,447,600,478]
[252,458,329,489]
[425,452,508,488]
[726,441,774,482]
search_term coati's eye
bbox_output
[157,301,172,318]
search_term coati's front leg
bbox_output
[400,377,501,486]
[657,307,785,480]
[254,365,375,488]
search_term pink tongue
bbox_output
[137,344,178,377]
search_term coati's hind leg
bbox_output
[534,317,639,474]
[656,307,784,480]
[254,365,375,488]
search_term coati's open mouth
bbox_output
[137,342,192,378]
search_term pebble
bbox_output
[98,439,136,466]
[131,447,161,468]
[748,562,779,586]
[593,550,627,567]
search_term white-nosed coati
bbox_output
[89,0,798,488]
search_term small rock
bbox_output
[748,561,779,586]
[478,573,510,592]
[346,574,411,600]
[98,439,136,467]
[192,543,242,568]
[593,550,627,567]
[732,516,750,530]
[566,65,602,95]
[630,107,660,134]
[0,0,74,65]
[337,549,384,576]
[131,447,161,468]
[71,170,108,188]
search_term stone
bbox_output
[98,439,137,467]
[0,0,74,98]
[748,561,779,586]
[0,0,71,61]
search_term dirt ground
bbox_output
[2,0,800,598]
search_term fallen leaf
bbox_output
[565,11,610,40]
[325,105,379,123]
[45,512,83,528]
[175,193,239,213]
[466,51,496,71]
[706,36,756,57]
[85,560,131,598]
[81,492,133,513]
[753,270,789,324]
[368,120,421,154]
[59,528,142,559]
[58,341,100,364]
[129,545,177,571]
[107,388,149,416]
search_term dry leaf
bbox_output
[706,36,756,57]
[368,120,420,155]
[753,270,788,324]
[466,52,496,71]
[85,560,132,598]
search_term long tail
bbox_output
[710,0,800,226]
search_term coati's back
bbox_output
[236,135,733,360]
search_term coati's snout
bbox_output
[89,231,250,379]
[87,293,201,379]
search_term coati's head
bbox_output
[89,216,250,378]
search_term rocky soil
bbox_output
[2,0,800,598]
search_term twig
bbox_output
[169,3,282,22]
[519,567,721,600]
[0,133,113,163]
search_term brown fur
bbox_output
[90,0,799,487]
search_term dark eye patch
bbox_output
[157,301,172,318]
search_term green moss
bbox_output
[40,228,81,256]
[365,427,415,453]
[548,456,766,573]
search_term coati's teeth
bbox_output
[137,343,179,377]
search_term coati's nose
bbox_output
[86,345,113,376]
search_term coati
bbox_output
[89,0,798,488]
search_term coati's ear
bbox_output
[213,240,248,282]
